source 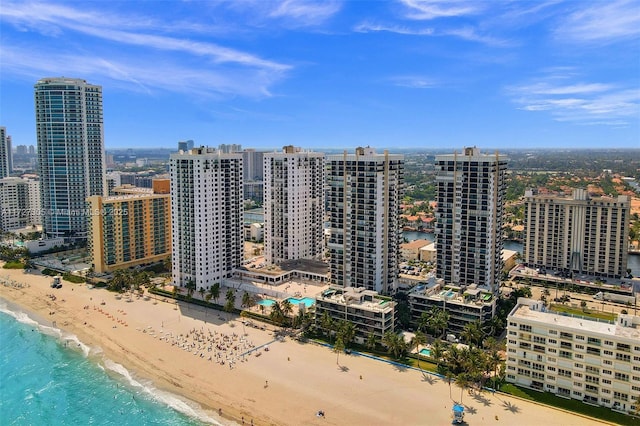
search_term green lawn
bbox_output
[549,304,616,322]
[501,384,637,425]
[2,261,25,269]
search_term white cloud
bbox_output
[507,75,640,126]
[354,22,434,36]
[389,75,438,89]
[0,1,290,98]
[269,0,342,26]
[398,0,482,20]
[556,0,640,43]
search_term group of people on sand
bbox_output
[139,326,257,369]
[1,276,29,288]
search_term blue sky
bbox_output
[1,0,639,151]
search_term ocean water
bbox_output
[0,299,219,426]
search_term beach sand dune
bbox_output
[0,266,610,426]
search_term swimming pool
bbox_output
[257,299,276,307]
[419,348,431,357]
[286,297,315,308]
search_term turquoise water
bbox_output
[419,348,431,357]
[257,299,276,307]
[0,300,217,426]
[286,297,315,308]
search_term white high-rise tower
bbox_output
[170,147,243,290]
[263,146,324,264]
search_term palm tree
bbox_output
[366,332,377,352]
[241,291,254,309]
[455,374,470,404]
[320,311,334,341]
[430,338,445,369]
[204,292,212,305]
[224,288,236,319]
[411,331,427,372]
[185,280,196,300]
[382,331,406,359]
[198,287,205,300]
[488,350,502,390]
[281,299,293,326]
[418,311,431,334]
[211,282,221,304]
[269,301,285,325]
[461,321,484,347]
[429,308,449,339]
[337,320,356,351]
[334,336,345,365]
[445,371,455,399]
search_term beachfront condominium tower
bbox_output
[435,147,508,294]
[327,147,404,295]
[523,188,629,278]
[35,77,106,240]
[87,180,171,274]
[263,146,325,264]
[170,147,243,290]
[0,126,11,178]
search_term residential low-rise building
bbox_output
[314,286,396,343]
[400,239,431,261]
[407,279,496,333]
[506,298,640,414]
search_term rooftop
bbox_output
[511,298,640,341]
[317,287,394,312]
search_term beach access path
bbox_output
[0,266,610,426]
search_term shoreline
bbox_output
[0,296,221,425]
[0,266,611,426]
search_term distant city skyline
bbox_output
[1,1,639,150]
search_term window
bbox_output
[615,372,629,382]
[614,392,628,401]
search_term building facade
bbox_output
[435,147,507,294]
[170,147,243,290]
[506,298,640,414]
[327,147,404,294]
[87,185,171,274]
[263,146,324,264]
[314,287,396,343]
[0,127,11,178]
[523,188,630,279]
[0,177,40,231]
[35,77,106,240]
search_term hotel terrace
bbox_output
[314,287,396,343]
[506,298,640,414]
[407,278,495,333]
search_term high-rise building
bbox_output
[170,147,243,290]
[0,177,40,231]
[87,181,171,274]
[523,188,630,278]
[506,298,640,414]
[178,139,194,152]
[218,144,242,154]
[0,127,11,178]
[35,77,106,240]
[263,146,324,264]
[435,147,508,294]
[327,147,404,294]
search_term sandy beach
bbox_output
[0,266,610,426]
